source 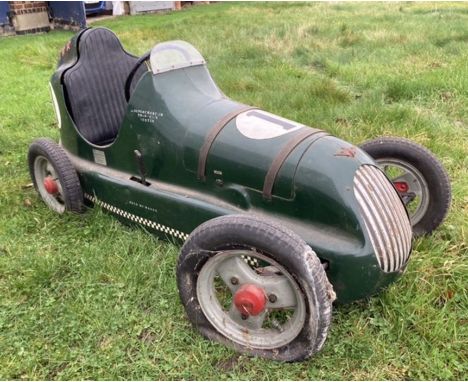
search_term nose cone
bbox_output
[292,135,372,236]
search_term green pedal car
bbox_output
[28,27,451,361]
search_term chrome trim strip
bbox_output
[354,165,412,272]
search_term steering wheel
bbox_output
[125,51,151,102]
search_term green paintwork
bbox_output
[48,29,408,304]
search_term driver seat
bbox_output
[63,28,147,146]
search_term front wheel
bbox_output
[360,137,451,236]
[176,215,335,362]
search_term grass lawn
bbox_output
[0,2,467,380]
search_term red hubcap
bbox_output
[394,181,409,193]
[43,176,59,194]
[233,284,266,316]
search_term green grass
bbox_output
[0,2,467,379]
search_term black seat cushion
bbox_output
[63,28,145,145]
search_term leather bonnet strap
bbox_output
[262,129,329,200]
[197,105,258,181]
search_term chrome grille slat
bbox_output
[354,184,391,270]
[365,167,405,260]
[354,165,412,272]
[373,169,412,265]
[358,169,401,269]
[354,181,394,270]
[373,168,412,255]
[386,169,413,250]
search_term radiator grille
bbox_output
[354,165,412,272]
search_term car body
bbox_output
[44,28,413,305]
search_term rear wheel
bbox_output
[360,137,451,236]
[176,214,335,361]
[28,138,84,213]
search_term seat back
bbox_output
[63,28,143,145]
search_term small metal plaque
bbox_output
[92,149,107,166]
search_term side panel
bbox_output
[76,164,242,242]
[71,153,401,304]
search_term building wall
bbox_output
[8,1,50,35]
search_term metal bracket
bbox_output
[133,149,150,186]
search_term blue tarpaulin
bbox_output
[0,2,10,26]
[49,2,86,29]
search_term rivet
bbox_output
[268,294,277,303]
[230,277,239,285]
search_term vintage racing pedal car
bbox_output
[28,28,451,361]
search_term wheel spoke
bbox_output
[400,192,416,206]
[393,172,422,196]
[196,249,308,350]
[216,254,298,308]
[228,304,267,330]
[216,255,260,293]
[46,162,58,179]
[376,158,430,225]
[262,275,298,309]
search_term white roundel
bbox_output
[236,110,303,140]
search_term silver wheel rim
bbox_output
[34,155,65,213]
[196,250,306,349]
[376,158,430,226]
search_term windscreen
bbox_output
[150,40,206,74]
